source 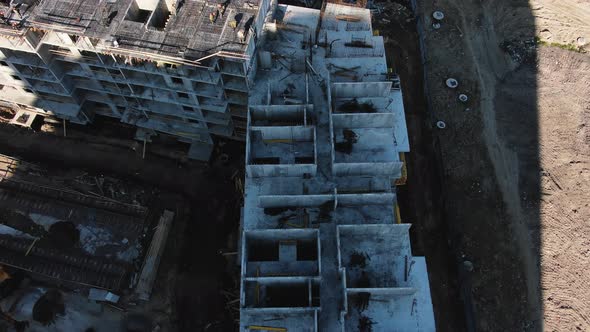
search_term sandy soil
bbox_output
[532,0,590,46]
[414,0,590,330]
[535,49,590,331]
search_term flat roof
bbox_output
[0,0,266,60]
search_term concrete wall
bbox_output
[135,0,160,10]
[245,228,319,241]
[251,126,314,141]
[250,104,311,125]
[332,162,403,178]
[246,125,317,177]
[242,277,320,308]
[346,288,417,296]
[337,224,413,289]
[242,229,321,278]
[258,194,333,208]
[332,113,394,128]
[240,310,318,332]
[389,90,411,152]
[331,82,392,98]
[336,193,394,206]
[247,164,317,177]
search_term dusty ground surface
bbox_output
[531,0,590,46]
[411,0,590,330]
[531,48,590,331]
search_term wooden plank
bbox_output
[135,210,174,300]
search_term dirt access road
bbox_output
[373,3,466,331]
[413,0,590,331]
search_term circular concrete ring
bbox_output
[433,11,445,20]
[446,78,458,89]
[459,94,468,102]
[436,121,446,129]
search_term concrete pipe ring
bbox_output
[433,11,445,21]
[446,78,458,89]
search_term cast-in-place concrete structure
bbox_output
[0,0,435,328]
[240,2,435,331]
[0,0,274,160]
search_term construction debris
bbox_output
[499,38,538,64]
[338,99,377,113]
[349,251,370,268]
[32,289,65,326]
[88,289,120,304]
[135,210,175,301]
[358,315,374,332]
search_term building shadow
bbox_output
[389,0,542,331]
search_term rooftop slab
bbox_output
[240,3,434,331]
[0,0,271,61]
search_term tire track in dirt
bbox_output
[535,48,590,331]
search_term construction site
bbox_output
[0,0,588,331]
[240,2,435,330]
[0,0,437,331]
[0,0,265,160]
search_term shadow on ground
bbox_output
[378,0,542,331]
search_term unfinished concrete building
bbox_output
[0,0,273,160]
[240,2,435,331]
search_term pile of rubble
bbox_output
[499,38,538,64]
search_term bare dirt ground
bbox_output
[412,0,590,330]
[531,0,590,46]
[533,48,590,331]
[373,3,467,331]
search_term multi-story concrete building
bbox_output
[240,2,435,331]
[0,0,273,160]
